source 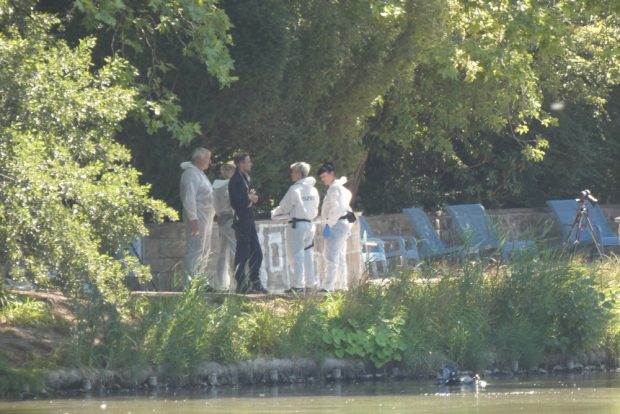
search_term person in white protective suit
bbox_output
[212,161,237,291]
[318,161,353,292]
[271,162,320,293]
[180,147,215,285]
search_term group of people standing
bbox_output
[179,147,354,294]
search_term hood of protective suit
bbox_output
[180,161,195,170]
[297,176,317,187]
[213,179,229,189]
[333,176,348,186]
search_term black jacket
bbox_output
[228,169,255,221]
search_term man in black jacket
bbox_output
[228,153,268,294]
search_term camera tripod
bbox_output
[561,198,604,258]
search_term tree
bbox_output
[0,2,176,304]
[115,0,447,210]
[360,0,620,212]
[51,0,237,145]
[29,0,620,214]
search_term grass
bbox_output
[4,249,620,381]
[0,298,57,328]
[0,355,44,397]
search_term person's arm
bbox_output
[180,171,198,221]
[271,188,298,220]
[325,187,343,227]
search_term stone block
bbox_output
[147,258,182,275]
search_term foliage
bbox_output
[142,279,224,373]
[0,3,177,305]
[37,0,447,212]
[64,290,134,368]
[0,278,11,310]
[322,316,406,369]
[49,252,619,376]
[0,298,57,329]
[362,90,620,212]
[41,0,236,145]
[489,251,615,361]
[21,1,619,214]
[361,0,620,212]
[0,355,44,398]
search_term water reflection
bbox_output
[0,372,618,414]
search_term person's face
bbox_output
[291,169,302,182]
[224,168,235,179]
[239,156,252,173]
[195,153,212,171]
[319,171,335,186]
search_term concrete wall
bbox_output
[143,218,363,292]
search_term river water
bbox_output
[1,372,618,414]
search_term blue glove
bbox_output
[323,224,331,238]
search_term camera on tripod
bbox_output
[577,189,598,205]
[563,188,604,258]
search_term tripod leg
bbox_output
[572,215,586,255]
[584,216,604,258]
[561,213,581,256]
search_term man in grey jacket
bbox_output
[180,148,215,285]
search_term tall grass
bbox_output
[0,297,59,329]
[54,250,619,376]
[0,278,11,310]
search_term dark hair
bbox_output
[233,153,250,166]
[317,161,336,176]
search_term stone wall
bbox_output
[141,205,620,291]
[364,205,620,245]
[142,218,363,292]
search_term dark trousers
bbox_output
[233,219,263,292]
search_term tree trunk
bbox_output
[348,151,369,207]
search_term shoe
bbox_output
[236,286,250,294]
[249,284,269,294]
[204,285,216,293]
[318,289,329,293]
[235,279,251,294]
[284,287,304,294]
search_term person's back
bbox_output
[296,176,320,220]
[229,169,254,222]
[213,179,233,217]
[213,162,237,291]
[272,176,320,221]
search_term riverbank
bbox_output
[1,252,619,398]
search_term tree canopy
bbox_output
[30,1,619,213]
[361,0,620,211]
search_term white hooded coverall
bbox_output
[271,177,320,290]
[320,177,352,291]
[180,161,215,280]
[213,178,235,291]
